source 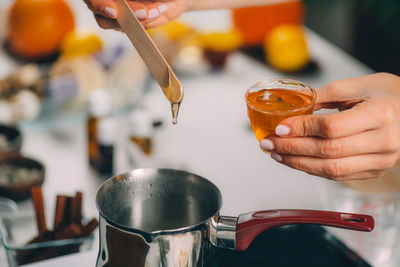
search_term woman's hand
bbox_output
[83,0,287,29]
[260,73,400,181]
[83,0,187,29]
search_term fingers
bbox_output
[85,0,173,29]
[269,152,398,181]
[262,127,400,158]
[93,2,168,29]
[315,73,393,105]
[315,72,400,107]
[95,14,120,29]
[84,0,117,18]
[316,77,366,105]
[132,1,187,28]
[142,15,173,28]
[130,0,175,2]
[328,170,386,181]
[126,2,168,21]
[313,73,400,115]
[276,98,395,138]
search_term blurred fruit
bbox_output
[147,21,193,41]
[200,30,243,52]
[232,0,304,46]
[264,24,310,72]
[61,31,103,58]
[148,21,194,64]
[200,30,243,69]
[8,0,75,60]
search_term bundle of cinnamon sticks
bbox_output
[16,186,98,265]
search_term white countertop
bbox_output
[0,1,374,266]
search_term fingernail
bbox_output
[275,125,290,136]
[148,8,160,19]
[104,7,116,19]
[134,9,147,20]
[260,139,274,151]
[158,4,167,14]
[271,153,283,162]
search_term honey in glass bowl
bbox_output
[245,79,316,141]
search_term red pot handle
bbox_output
[236,209,374,251]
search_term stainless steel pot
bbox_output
[96,168,374,267]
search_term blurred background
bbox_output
[304,0,400,75]
[1,0,399,126]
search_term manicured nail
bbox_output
[260,139,274,151]
[104,7,116,19]
[158,4,167,14]
[271,153,283,162]
[134,9,147,20]
[148,8,160,19]
[275,125,290,136]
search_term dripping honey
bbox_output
[246,88,314,141]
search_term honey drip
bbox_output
[171,102,181,125]
[163,68,183,125]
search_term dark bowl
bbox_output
[0,124,23,162]
[0,157,45,201]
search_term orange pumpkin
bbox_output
[8,0,75,60]
[232,0,304,46]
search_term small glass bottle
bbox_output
[87,89,112,169]
[96,117,116,177]
[127,109,153,168]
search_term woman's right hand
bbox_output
[83,0,188,29]
[261,73,400,181]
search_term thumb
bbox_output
[316,75,373,105]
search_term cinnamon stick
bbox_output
[55,223,82,240]
[31,186,47,235]
[82,218,99,237]
[70,191,83,225]
[53,195,67,230]
[18,190,98,265]
[63,196,73,225]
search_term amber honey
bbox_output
[246,88,314,141]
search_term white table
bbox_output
[0,1,374,266]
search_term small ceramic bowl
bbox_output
[0,157,45,201]
[0,124,23,162]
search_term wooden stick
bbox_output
[114,0,183,104]
[31,186,47,235]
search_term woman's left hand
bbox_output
[260,73,400,181]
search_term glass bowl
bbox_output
[322,179,400,266]
[245,78,316,141]
[0,198,94,267]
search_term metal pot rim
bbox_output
[95,168,223,236]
